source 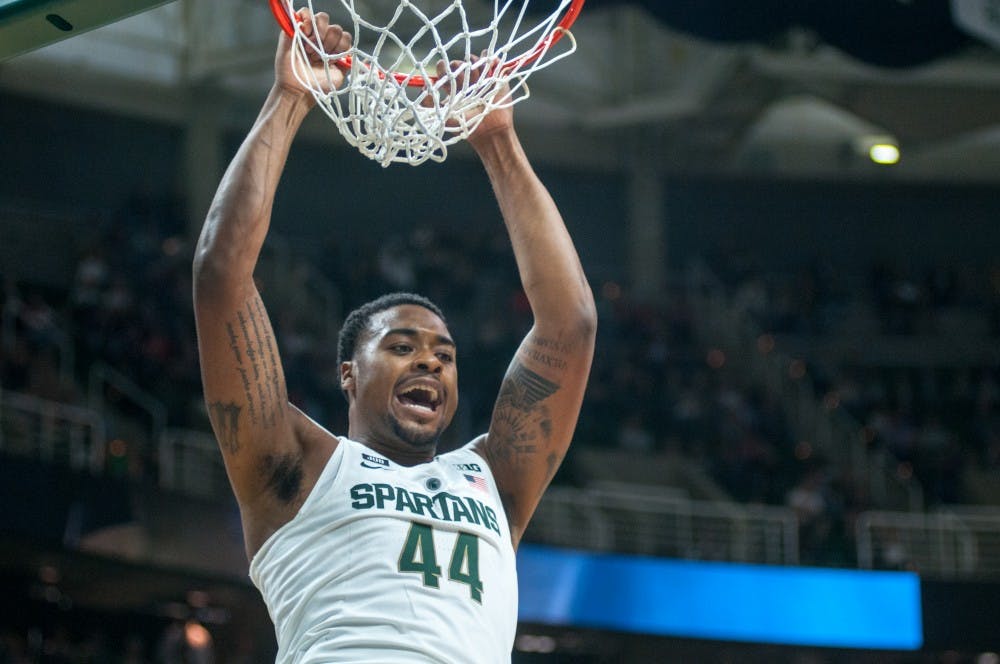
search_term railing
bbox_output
[527,484,800,566]
[158,427,230,500]
[0,389,105,473]
[857,508,1000,578]
[87,361,167,450]
[149,430,801,564]
[0,386,229,500]
[15,387,1000,579]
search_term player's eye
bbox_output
[391,344,413,354]
[436,351,453,363]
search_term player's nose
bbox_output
[413,350,443,373]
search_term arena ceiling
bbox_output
[3,0,1000,180]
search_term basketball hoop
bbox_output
[268,0,585,166]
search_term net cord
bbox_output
[277,0,580,165]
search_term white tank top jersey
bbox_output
[249,437,518,663]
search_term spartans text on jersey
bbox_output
[350,483,501,536]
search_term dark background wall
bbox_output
[0,94,181,212]
[664,179,1000,277]
[268,134,629,282]
[2,91,998,290]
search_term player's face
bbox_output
[346,305,458,451]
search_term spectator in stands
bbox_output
[0,628,30,664]
[915,414,963,505]
[156,620,214,664]
[0,336,31,393]
[874,527,913,571]
[786,465,839,564]
[616,411,656,453]
[8,129,1000,577]
[990,263,1000,337]
[972,391,1000,469]
[70,245,109,322]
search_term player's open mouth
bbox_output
[395,384,442,413]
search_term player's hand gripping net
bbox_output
[269,0,584,166]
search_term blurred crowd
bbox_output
[3,194,1000,663]
[1,624,179,664]
[2,196,1000,573]
[721,259,1000,480]
[0,618,261,664]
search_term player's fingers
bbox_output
[322,24,350,54]
[468,54,487,84]
[476,52,503,79]
[296,7,313,37]
[334,27,352,53]
[314,11,330,35]
[446,59,475,88]
[300,12,331,63]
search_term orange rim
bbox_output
[268,0,585,87]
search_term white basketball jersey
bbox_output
[249,437,518,663]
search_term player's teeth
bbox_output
[403,387,438,402]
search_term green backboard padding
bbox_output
[0,0,175,61]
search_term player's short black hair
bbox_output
[336,292,446,369]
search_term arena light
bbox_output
[869,143,901,165]
[854,134,900,165]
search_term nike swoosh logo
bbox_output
[361,462,389,470]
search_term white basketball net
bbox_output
[277,0,580,166]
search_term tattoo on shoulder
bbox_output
[208,401,242,454]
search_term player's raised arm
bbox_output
[192,13,351,550]
[469,105,597,550]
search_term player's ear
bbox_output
[340,361,355,393]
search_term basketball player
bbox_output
[192,9,595,663]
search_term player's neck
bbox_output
[348,429,438,467]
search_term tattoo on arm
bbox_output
[226,322,258,426]
[524,337,572,371]
[491,362,560,466]
[224,294,287,431]
[506,363,560,408]
[483,337,574,518]
[208,401,242,454]
[525,339,568,369]
[254,297,285,427]
[490,364,561,525]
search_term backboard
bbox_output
[0,0,174,61]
